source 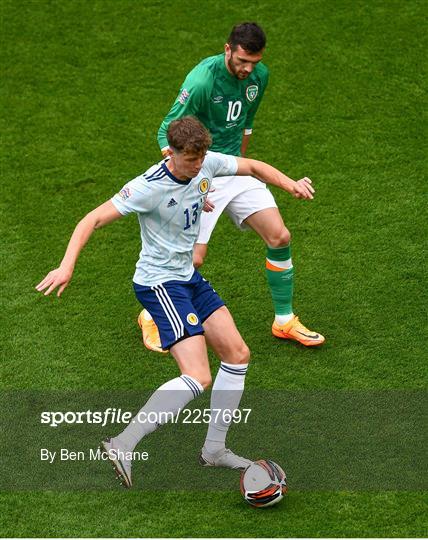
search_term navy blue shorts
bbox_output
[134,270,225,349]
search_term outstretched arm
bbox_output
[235,157,315,200]
[36,201,122,297]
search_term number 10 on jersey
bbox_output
[226,100,242,121]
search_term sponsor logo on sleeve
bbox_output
[118,187,131,201]
[178,89,190,105]
[246,84,258,102]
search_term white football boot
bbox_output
[199,447,252,470]
[101,437,132,488]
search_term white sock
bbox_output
[115,375,203,452]
[203,362,248,455]
[275,313,294,325]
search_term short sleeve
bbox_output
[203,152,238,178]
[111,176,157,215]
[157,66,213,151]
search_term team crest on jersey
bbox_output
[187,313,199,326]
[246,84,258,102]
[178,88,190,104]
[198,178,209,195]
[118,187,131,200]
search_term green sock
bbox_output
[265,245,294,316]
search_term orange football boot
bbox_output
[137,309,169,354]
[272,315,325,346]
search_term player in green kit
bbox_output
[139,22,325,352]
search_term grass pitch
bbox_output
[1,0,427,537]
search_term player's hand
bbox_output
[35,266,73,297]
[202,187,216,212]
[292,177,315,200]
[203,197,215,212]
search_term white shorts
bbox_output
[197,175,277,244]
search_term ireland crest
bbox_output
[246,85,258,102]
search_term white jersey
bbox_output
[111,151,238,286]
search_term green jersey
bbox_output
[158,54,269,156]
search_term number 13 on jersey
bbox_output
[184,203,199,230]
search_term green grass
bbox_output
[1,0,427,536]
[0,491,426,538]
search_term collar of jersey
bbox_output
[161,162,192,185]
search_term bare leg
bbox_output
[203,306,249,364]
[243,207,290,247]
[170,334,212,389]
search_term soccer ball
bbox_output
[240,459,287,508]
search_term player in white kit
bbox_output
[36,117,315,488]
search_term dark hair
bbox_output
[167,116,212,154]
[227,22,266,53]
